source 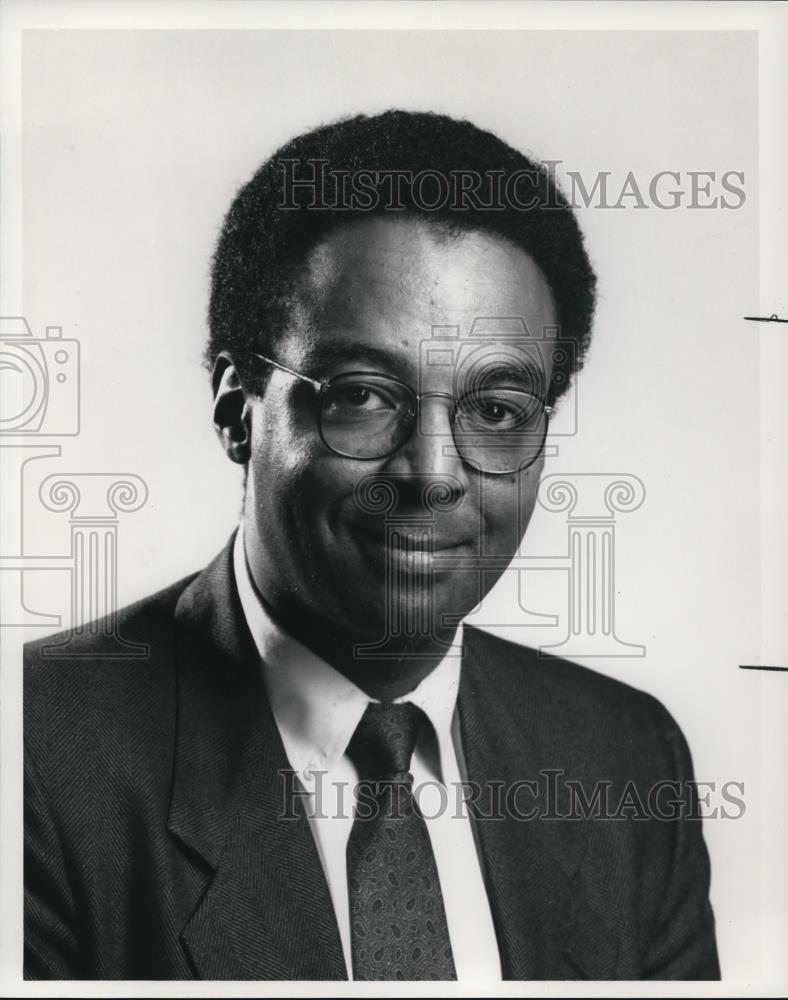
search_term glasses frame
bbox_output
[252,352,552,475]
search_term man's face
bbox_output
[243,217,557,643]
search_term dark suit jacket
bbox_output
[24,539,720,980]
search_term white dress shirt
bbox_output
[232,527,502,982]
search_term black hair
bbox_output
[207,109,596,404]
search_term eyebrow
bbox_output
[296,341,548,392]
[300,341,408,377]
[464,360,547,389]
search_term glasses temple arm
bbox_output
[253,353,323,390]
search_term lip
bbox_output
[355,528,474,567]
[384,535,470,553]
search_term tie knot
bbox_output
[347,702,425,780]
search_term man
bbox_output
[24,110,720,980]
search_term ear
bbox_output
[212,352,252,465]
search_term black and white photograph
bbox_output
[1,1,786,995]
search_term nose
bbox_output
[384,393,465,482]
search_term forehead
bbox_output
[281,217,557,376]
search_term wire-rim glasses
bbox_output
[252,352,552,475]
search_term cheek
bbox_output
[248,411,361,537]
[479,463,543,552]
[247,402,317,525]
[517,462,543,521]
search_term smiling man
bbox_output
[24,110,720,981]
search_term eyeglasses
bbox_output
[252,353,552,475]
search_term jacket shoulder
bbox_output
[463,626,692,779]
[465,625,667,710]
[25,572,196,664]
[24,572,198,776]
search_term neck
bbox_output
[248,575,455,702]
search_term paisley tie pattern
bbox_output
[346,701,457,981]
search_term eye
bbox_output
[479,399,514,423]
[459,389,543,431]
[323,380,400,420]
[340,385,384,409]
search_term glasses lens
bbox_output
[454,389,548,473]
[320,374,415,459]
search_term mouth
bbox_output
[355,526,474,569]
[385,532,469,553]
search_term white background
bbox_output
[2,3,787,997]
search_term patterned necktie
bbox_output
[345,701,457,981]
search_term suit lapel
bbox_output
[459,627,621,980]
[167,540,347,980]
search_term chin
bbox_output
[376,586,473,632]
[325,551,480,635]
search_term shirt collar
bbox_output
[232,525,463,782]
